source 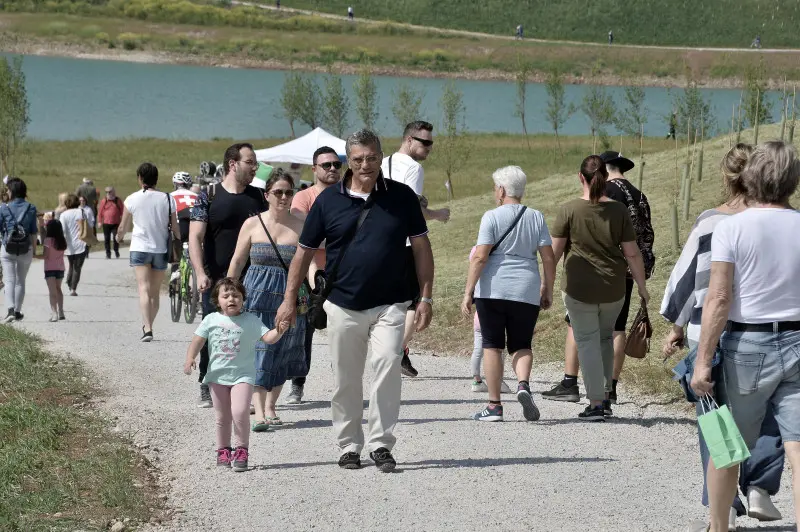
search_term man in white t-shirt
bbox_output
[381,120,450,378]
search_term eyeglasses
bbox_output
[411,136,434,147]
[237,159,258,167]
[349,154,382,168]
[317,161,342,171]
[270,189,295,198]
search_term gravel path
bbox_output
[14,249,795,532]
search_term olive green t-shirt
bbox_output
[550,198,636,304]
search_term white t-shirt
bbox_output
[381,152,424,196]
[711,208,800,323]
[59,208,86,256]
[124,189,177,253]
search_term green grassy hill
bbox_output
[287,0,800,47]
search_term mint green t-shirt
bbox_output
[195,312,270,386]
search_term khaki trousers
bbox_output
[323,299,409,455]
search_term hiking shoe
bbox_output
[286,384,304,404]
[517,382,540,421]
[338,452,361,469]
[13,312,23,321]
[471,379,488,393]
[578,405,606,422]
[400,348,418,377]
[542,382,580,403]
[473,403,503,422]
[197,384,213,408]
[231,446,249,472]
[602,399,613,417]
[216,447,232,467]
[609,389,618,404]
[3,309,14,323]
[369,447,397,473]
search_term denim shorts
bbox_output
[129,251,168,271]
[720,328,800,448]
[44,270,64,279]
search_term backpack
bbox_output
[609,179,656,279]
[2,203,33,255]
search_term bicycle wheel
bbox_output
[184,266,198,323]
[169,278,182,322]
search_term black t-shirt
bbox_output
[299,175,428,311]
[190,184,267,280]
[605,178,643,208]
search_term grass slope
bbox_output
[417,124,791,399]
[285,0,800,48]
[0,326,161,531]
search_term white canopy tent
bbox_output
[254,127,347,165]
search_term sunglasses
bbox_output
[411,136,434,147]
[270,189,295,198]
[318,161,342,171]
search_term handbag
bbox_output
[624,298,653,359]
[165,193,181,263]
[256,214,311,316]
[309,199,373,330]
[78,208,98,246]
[697,394,751,469]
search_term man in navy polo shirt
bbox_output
[276,129,434,472]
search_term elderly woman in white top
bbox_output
[462,166,556,423]
[692,141,800,532]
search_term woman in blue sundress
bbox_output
[228,169,307,432]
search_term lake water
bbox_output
[10,54,786,141]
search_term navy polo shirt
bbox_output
[299,172,428,311]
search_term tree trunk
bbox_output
[555,129,563,158]
[521,116,531,151]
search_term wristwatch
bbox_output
[419,297,433,305]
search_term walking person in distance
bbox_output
[57,194,87,297]
[97,186,124,259]
[0,177,38,322]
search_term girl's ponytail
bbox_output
[580,155,608,204]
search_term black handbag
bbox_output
[256,214,311,315]
[166,193,181,263]
[308,199,373,330]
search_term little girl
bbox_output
[468,245,511,393]
[41,215,67,322]
[184,277,288,472]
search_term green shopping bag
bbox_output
[697,395,751,469]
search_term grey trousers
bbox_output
[0,246,33,312]
[563,292,624,401]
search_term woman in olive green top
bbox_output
[550,155,650,421]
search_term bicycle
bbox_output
[169,243,199,323]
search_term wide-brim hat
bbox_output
[599,151,635,174]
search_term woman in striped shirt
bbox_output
[660,144,784,530]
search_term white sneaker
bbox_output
[500,380,513,394]
[728,507,737,531]
[746,486,782,521]
[49,313,58,322]
[471,379,488,393]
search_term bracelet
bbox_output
[419,297,433,305]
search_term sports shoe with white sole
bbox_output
[473,404,503,421]
[197,383,213,408]
[728,507,737,531]
[516,383,540,421]
[471,380,488,393]
[285,383,304,404]
[747,486,782,521]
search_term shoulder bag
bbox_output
[624,298,653,359]
[78,207,98,246]
[307,199,373,330]
[165,193,181,263]
[471,205,527,302]
[256,214,311,316]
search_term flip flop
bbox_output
[251,420,272,432]
[266,416,283,426]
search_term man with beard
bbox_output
[189,142,268,408]
[285,146,342,404]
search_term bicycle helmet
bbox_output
[199,161,217,177]
[172,171,192,186]
[215,163,225,179]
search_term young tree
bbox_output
[0,56,30,175]
[353,62,379,131]
[297,74,322,131]
[581,86,615,152]
[279,71,304,137]
[670,79,716,142]
[743,61,772,128]
[438,81,469,199]
[544,68,575,157]
[615,84,648,139]
[391,83,424,133]
[322,70,350,138]
[514,57,532,150]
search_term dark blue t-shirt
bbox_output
[300,174,428,311]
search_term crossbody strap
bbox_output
[490,205,527,255]
[326,199,373,289]
[256,214,312,293]
[165,192,173,233]
[388,154,393,180]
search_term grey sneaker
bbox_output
[541,382,580,402]
[286,384,304,404]
[197,383,213,408]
